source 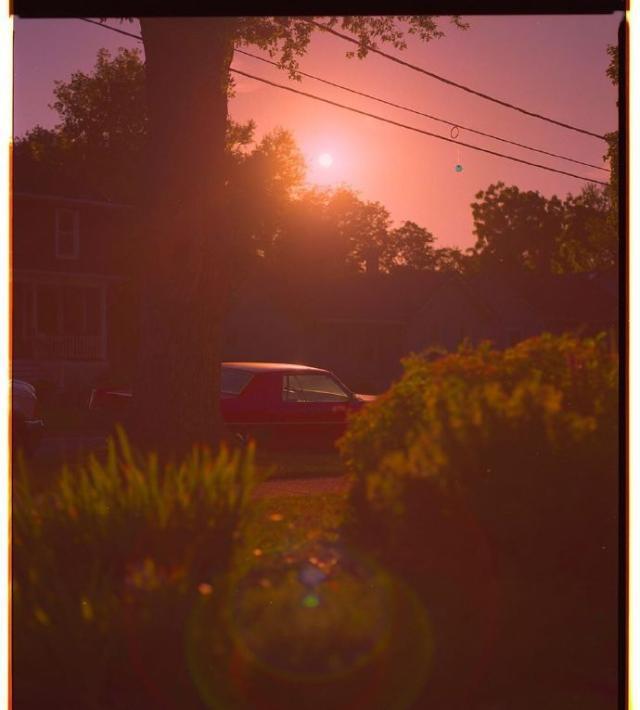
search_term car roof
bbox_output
[222,362,328,374]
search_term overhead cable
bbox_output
[231,68,608,186]
[79,18,609,172]
[234,47,608,172]
[307,19,608,141]
[77,17,609,185]
[79,16,141,40]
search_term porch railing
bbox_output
[15,335,105,361]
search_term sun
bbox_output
[318,152,334,168]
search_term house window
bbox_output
[36,284,61,335]
[55,208,80,259]
[62,286,101,335]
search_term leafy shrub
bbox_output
[13,429,258,709]
[339,334,619,706]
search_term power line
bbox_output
[234,47,608,173]
[79,17,141,41]
[307,19,608,142]
[79,18,608,173]
[231,68,608,186]
[77,18,608,186]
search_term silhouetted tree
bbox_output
[603,43,619,249]
[268,187,442,276]
[559,185,617,272]
[470,180,616,275]
[433,245,470,273]
[133,16,467,454]
[226,126,306,268]
[14,47,256,204]
[270,187,352,272]
[470,182,563,274]
[386,221,437,272]
[336,194,392,272]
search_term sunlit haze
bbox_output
[13,14,621,250]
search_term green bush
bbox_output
[13,429,258,709]
[339,334,619,707]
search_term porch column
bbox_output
[100,285,108,361]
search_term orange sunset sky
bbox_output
[13,14,622,250]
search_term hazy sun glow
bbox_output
[318,152,334,168]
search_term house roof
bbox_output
[13,192,134,210]
[228,266,618,330]
[504,270,618,323]
[461,271,546,324]
[277,270,449,324]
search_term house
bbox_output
[284,270,445,392]
[11,191,619,397]
[12,192,137,396]
[221,267,619,393]
[409,269,619,352]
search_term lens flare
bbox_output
[186,544,435,709]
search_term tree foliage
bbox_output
[560,184,618,272]
[264,186,454,276]
[232,16,467,77]
[14,47,256,204]
[603,43,619,243]
[470,182,563,274]
[14,46,447,277]
[386,221,436,272]
[470,181,616,274]
[17,17,469,452]
[340,333,618,703]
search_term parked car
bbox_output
[12,379,45,455]
[89,362,376,451]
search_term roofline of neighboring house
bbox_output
[455,273,501,320]
[411,271,497,323]
[492,270,615,320]
[319,318,406,326]
[13,192,135,210]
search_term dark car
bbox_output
[89,362,375,451]
[220,362,375,451]
[12,379,45,455]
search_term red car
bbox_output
[89,362,376,451]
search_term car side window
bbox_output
[221,368,254,395]
[282,374,350,403]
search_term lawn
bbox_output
[237,491,348,572]
[208,488,436,710]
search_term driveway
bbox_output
[254,474,350,498]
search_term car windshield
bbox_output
[283,373,350,403]
[221,368,254,395]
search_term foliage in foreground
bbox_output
[204,493,435,710]
[339,333,619,707]
[13,430,258,709]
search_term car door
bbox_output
[280,372,353,450]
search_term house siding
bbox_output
[12,194,136,394]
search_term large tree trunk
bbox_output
[132,18,237,457]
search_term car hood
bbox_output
[353,393,378,404]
